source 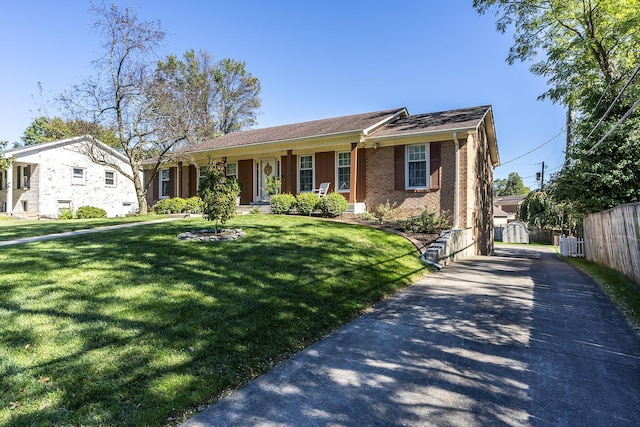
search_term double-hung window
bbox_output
[337,152,351,191]
[406,144,429,189]
[72,167,86,185]
[105,170,116,187]
[198,166,207,189]
[299,155,313,192]
[160,168,170,198]
[226,162,237,180]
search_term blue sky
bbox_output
[0,0,567,189]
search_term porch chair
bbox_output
[313,182,331,197]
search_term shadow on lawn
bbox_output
[0,216,426,426]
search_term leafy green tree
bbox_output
[57,4,261,214]
[197,161,240,232]
[519,190,561,228]
[494,172,530,196]
[475,0,640,214]
[155,50,261,138]
[0,141,15,171]
[20,116,118,148]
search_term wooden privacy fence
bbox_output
[584,203,640,285]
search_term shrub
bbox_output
[152,198,173,214]
[168,197,187,213]
[266,176,281,196]
[75,206,107,219]
[317,192,349,217]
[59,210,74,220]
[185,196,203,213]
[375,200,400,221]
[249,207,262,215]
[270,193,296,214]
[396,209,452,233]
[295,192,320,216]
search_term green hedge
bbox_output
[75,206,107,219]
[295,193,320,216]
[317,192,349,217]
[270,194,296,214]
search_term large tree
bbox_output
[154,50,262,139]
[57,4,261,214]
[475,0,640,214]
[494,172,530,196]
[20,116,118,147]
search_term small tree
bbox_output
[197,161,240,232]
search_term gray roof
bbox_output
[181,108,407,153]
[368,105,492,139]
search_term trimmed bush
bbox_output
[185,196,203,213]
[317,192,349,217]
[295,192,320,216]
[270,193,296,214]
[167,197,187,213]
[75,206,107,219]
[396,209,451,233]
[152,198,173,214]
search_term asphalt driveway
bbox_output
[183,244,640,426]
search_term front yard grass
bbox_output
[0,215,427,426]
[0,214,167,242]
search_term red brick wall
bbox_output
[365,142,456,219]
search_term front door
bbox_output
[258,159,277,202]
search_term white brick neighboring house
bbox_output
[0,136,138,218]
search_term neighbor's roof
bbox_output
[1,135,128,163]
[180,108,408,154]
[494,195,527,206]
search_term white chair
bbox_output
[313,182,331,197]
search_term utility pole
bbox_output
[565,107,575,166]
[536,161,546,190]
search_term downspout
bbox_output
[453,132,460,229]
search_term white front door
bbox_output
[259,159,277,201]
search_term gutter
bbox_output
[453,132,460,229]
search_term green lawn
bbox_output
[0,214,167,242]
[0,215,427,426]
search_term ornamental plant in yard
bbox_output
[317,191,348,217]
[198,161,241,232]
[270,193,296,214]
[295,192,320,215]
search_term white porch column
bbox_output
[6,163,13,215]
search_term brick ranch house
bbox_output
[144,105,500,254]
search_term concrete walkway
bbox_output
[183,244,640,426]
[0,217,180,247]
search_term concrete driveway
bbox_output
[183,244,640,426]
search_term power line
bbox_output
[584,62,640,141]
[586,95,640,154]
[499,127,565,166]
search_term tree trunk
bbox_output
[131,165,148,214]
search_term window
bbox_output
[17,166,31,189]
[160,168,170,198]
[0,170,4,190]
[226,162,237,180]
[198,166,207,189]
[72,167,86,185]
[337,152,351,191]
[58,200,72,216]
[299,155,313,192]
[105,170,116,187]
[406,144,429,189]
